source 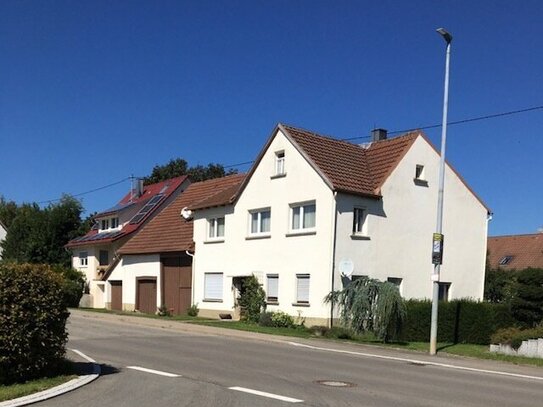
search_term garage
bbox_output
[162,256,192,315]
[110,281,123,311]
[136,278,157,314]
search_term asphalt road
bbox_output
[35,312,543,407]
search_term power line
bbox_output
[38,177,132,204]
[342,104,543,141]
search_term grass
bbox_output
[75,308,543,367]
[76,307,210,321]
[0,360,77,402]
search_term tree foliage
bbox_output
[325,277,406,342]
[236,275,266,323]
[484,268,518,304]
[511,268,543,328]
[143,158,237,185]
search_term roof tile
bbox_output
[487,233,543,270]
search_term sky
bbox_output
[1,0,542,237]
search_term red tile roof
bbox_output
[487,233,543,270]
[65,176,188,249]
[119,174,245,255]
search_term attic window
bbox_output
[499,255,513,265]
[415,165,425,180]
[274,151,285,176]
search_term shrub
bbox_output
[157,305,171,317]
[271,311,295,328]
[51,265,85,308]
[236,275,266,323]
[511,268,543,328]
[309,325,330,337]
[0,263,69,384]
[325,326,353,340]
[491,325,543,349]
[187,303,199,317]
[259,311,275,327]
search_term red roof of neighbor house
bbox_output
[119,174,245,255]
[65,176,188,249]
[487,233,543,270]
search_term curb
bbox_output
[0,350,100,407]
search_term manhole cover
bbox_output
[315,380,356,388]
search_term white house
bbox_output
[0,221,7,259]
[189,124,490,326]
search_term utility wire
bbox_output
[37,103,543,204]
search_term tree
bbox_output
[143,158,237,185]
[484,268,518,304]
[0,196,18,229]
[236,275,266,323]
[511,268,543,327]
[325,277,406,342]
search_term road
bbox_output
[36,311,543,407]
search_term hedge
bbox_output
[0,263,69,384]
[398,299,516,345]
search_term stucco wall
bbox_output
[107,254,161,311]
[193,129,336,321]
[334,136,488,300]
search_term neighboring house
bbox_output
[189,124,490,326]
[487,233,543,270]
[0,221,6,260]
[102,174,245,313]
[66,176,190,308]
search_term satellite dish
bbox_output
[338,259,354,277]
[180,207,193,220]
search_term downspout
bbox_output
[330,191,338,328]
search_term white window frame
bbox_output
[100,219,110,231]
[79,252,88,267]
[290,201,316,232]
[249,208,271,235]
[110,217,119,229]
[275,151,285,176]
[266,274,279,303]
[208,217,225,239]
[352,207,368,236]
[204,273,223,301]
[295,274,310,304]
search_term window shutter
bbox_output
[204,273,223,300]
[296,275,310,303]
[267,275,278,301]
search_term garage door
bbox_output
[163,256,192,315]
[110,281,122,311]
[137,278,157,314]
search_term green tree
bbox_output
[511,268,543,327]
[484,268,518,304]
[143,158,237,185]
[0,196,19,229]
[325,277,406,342]
[236,275,266,323]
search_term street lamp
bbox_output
[430,27,453,356]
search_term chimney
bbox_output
[371,128,388,142]
[131,178,144,201]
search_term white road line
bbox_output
[70,348,97,363]
[126,366,181,378]
[288,342,543,382]
[229,386,304,403]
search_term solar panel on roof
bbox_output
[129,194,165,224]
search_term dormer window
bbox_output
[111,217,119,229]
[275,151,285,176]
[100,219,110,230]
[99,217,120,231]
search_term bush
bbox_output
[309,325,330,337]
[157,305,171,316]
[236,275,266,323]
[51,265,85,308]
[187,303,199,317]
[491,325,543,349]
[259,311,274,327]
[271,311,295,328]
[399,299,516,345]
[325,326,353,340]
[0,263,69,384]
[511,268,543,328]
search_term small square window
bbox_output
[208,217,225,239]
[99,250,109,266]
[249,209,271,235]
[79,252,88,267]
[352,207,367,235]
[275,151,285,176]
[415,165,425,180]
[438,282,451,301]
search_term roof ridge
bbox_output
[280,123,365,149]
[489,233,543,239]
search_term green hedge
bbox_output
[399,299,516,345]
[0,263,69,384]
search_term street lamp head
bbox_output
[436,28,453,44]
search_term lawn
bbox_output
[0,361,77,402]
[76,307,208,321]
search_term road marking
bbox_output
[70,348,97,363]
[288,342,543,382]
[229,386,303,403]
[126,366,180,377]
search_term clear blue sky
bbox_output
[1,1,542,236]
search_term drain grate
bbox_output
[315,380,356,388]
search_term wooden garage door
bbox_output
[137,278,157,314]
[163,256,192,315]
[110,281,122,311]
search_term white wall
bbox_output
[107,254,161,311]
[334,136,488,300]
[193,129,336,322]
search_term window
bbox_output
[351,275,367,282]
[204,273,223,301]
[296,274,310,304]
[208,217,225,239]
[352,207,367,235]
[499,255,513,265]
[250,209,271,234]
[291,202,316,230]
[110,217,119,229]
[438,282,451,301]
[387,277,403,294]
[79,252,88,267]
[415,164,425,180]
[266,274,279,303]
[275,151,285,175]
[100,219,109,230]
[99,250,109,266]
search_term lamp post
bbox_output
[430,28,453,356]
